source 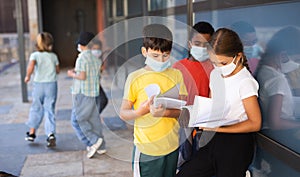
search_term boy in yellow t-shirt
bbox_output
[120,24,187,177]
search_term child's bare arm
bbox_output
[67,70,86,80]
[24,60,36,83]
[56,65,60,74]
[120,99,151,120]
[150,105,181,118]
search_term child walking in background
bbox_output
[90,39,108,115]
[24,32,60,147]
[67,32,105,158]
[120,24,188,177]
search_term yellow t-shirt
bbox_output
[123,68,188,156]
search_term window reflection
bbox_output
[230,21,261,74]
[194,2,300,154]
[256,26,300,152]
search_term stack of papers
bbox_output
[154,97,187,109]
[180,96,238,128]
[145,84,187,109]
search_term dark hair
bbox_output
[230,21,256,38]
[142,24,173,52]
[265,26,300,56]
[190,21,215,40]
[209,28,250,71]
[77,32,95,46]
[36,32,53,52]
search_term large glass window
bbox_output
[195,1,300,175]
[198,0,300,153]
[116,0,124,16]
[127,0,142,16]
[167,14,189,60]
[103,0,300,174]
[148,0,186,11]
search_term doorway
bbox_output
[41,0,97,67]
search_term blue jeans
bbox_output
[71,94,105,148]
[26,82,57,136]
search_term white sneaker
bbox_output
[87,146,106,155]
[96,149,107,155]
[86,138,103,158]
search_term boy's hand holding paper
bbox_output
[145,84,187,110]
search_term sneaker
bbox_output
[25,132,36,142]
[46,134,56,147]
[86,146,107,155]
[87,138,103,158]
[96,149,107,155]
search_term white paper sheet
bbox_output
[144,84,160,98]
[145,84,186,109]
[154,97,187,109]
[186,95,236,128]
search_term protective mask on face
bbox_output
[216,56,237,76]
[91,49,102,58]
[77,44,82,53]
[281,60,300,73]
[243,45,254,59]
[190,45,209,62]
[145,55,171,72]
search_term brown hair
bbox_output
[36,32,53,52]
[209,28,250,72]
[142,24,173,52]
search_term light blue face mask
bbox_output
[244,45,254,59]
[145,55,171,72]
[91,49,102,58]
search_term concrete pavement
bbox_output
[0,62,134,177]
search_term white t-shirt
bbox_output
[256,65,294,120]
[210,67,259,124]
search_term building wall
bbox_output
[0,1,30,63]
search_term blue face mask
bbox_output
[145,55,171,72]
[244,45,254,59]
[91,49,102,58]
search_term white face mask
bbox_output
[281,60,300,73]
[190,45,209,62]
[145,55,171,72]
[91,49,102,58]
[77,44,82,53]
[215,56,237,76]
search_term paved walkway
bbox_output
[0,62,134,177]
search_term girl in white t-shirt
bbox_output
[176,28,261,177]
